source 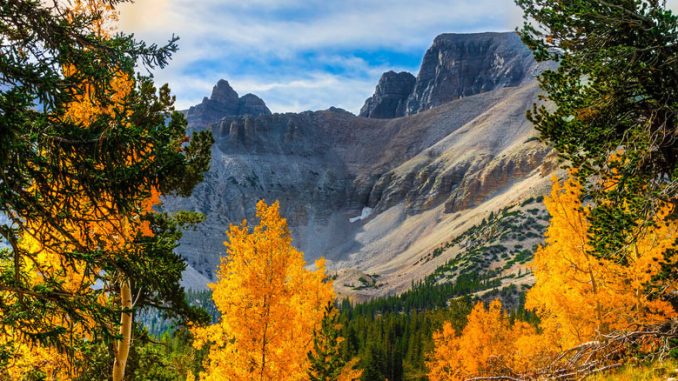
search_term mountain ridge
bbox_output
[359,31,536,119]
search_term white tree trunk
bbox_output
[113,278,133,381]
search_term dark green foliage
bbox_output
[0,0,214,366]
[308,303,348,381]
[131,212,213,329]
[427,201,549,284]
[75,326,206,380]
[515,0,677,261]
[338,274,501,381]
[350,275,498,317]
[138,289,218,337]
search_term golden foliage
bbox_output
[427,300,554,381]
[337,358,365,381]
[428,174,676,380]
[526,176,676,350]
[0,337,70,380]
[192,200,335,381]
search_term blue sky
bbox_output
[118,0,678,114]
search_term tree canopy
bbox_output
[192,201,335,381]
[0,0,213,377]
[516,0,677,262]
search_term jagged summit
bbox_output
[361,32,536,119]
[185,79,271,127]
[210,79,239,105]
[359,71,416,119]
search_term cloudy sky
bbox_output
[118,0,677,114]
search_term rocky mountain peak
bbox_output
[360,32,537,119]
[238,93,270,116]
[359,71,416,119]
[405,32,535,115]
[185,79,271,127]
[210,79,239,105]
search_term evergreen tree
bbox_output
[308,303,349,381]
[515,0,677,263]
[0,0,213,376]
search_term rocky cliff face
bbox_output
[185,79,271,127]
[168,33,556,296]
[359,71,416,118]
[360,32,536,119]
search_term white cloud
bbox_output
[231,73,379,113]
[121,1,678,113]
[120,0,521,52]
[119,0,678,112]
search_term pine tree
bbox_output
[515,0,677,261]
[308,303,348,381]
[0,0,213,377]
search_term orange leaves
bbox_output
[337,358,364,381]
[427,320,463,381]
[62,67,133,129]
[526,176,676,350]
[67,0,119,38]
[192,200,335,381]
[61,1,130,129]
[428,174,676,379]
[427,300,552,381]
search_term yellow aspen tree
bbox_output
[427,300,554,381]
[525,175,677,349]
[192,200,335,381]
[427,300,537,380]
[427,318,464,381]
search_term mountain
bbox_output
[167,32,558,298]
[185,79,271,127]
[359,71,416,118]
[359,32,536,119]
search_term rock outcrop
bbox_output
[405,32,535,114]
[237,93,270,117]
[359,71,416,118]
[185,79,271,127]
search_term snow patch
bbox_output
[349,207,373,223]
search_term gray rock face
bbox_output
[405,32,535,115]
[360,32,537,119]
[238,93,270,117]
[210,79,239,107]
[359,71,416,118]
[185,80,271,127]
[167,84,551,289]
